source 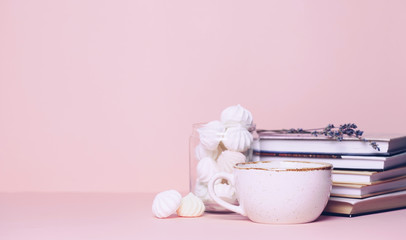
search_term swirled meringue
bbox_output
[217,150,246,173]
[222,125,253,152]
[196,157,218,183]
[197,121,225,150]
[220,104,253,128]
[194,181,235,212]
[152,190,182,218]
[194,181,209,201]
[195,144,221,161]
[177,193,205,217]
[194,180,223,202]
[214,183,237,203]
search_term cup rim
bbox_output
[235,160,333,172]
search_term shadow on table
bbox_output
[204,212,340,224]
[205,212,249,221]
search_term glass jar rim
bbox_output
[192,122,256,131]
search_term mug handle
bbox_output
[208,172,246,216]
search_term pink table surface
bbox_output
[0,192,405,240]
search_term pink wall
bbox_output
[1,0,405,193]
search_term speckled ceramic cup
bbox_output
[208,161,332,224]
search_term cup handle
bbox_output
[208,172,246,216]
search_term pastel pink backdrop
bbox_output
[1,0,405,193]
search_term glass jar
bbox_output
[189,122,258,212]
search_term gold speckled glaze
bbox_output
[235,160,332,172]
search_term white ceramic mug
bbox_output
[208,160,332,224]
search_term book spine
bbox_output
[254,151,342,159]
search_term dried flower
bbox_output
[370,141,380,151]
[287,128,306,134]
[264,123,379,151]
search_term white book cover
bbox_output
[256,131,406,155]
[252,151,406,170]
[332,166,406,184]
[325,190,406,216]
[331,176,406,198]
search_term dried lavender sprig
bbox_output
[287,128,306,134]
[264,124,380,151]
[308,123,379,151]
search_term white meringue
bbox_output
[197,121,225,150]
[194,181,209,201]
[222,125,253,152]
[220,104,253,128]
[196,157,218,183]
[194,179,224,202]
[194,181,236,212]
[195,143,220,161]
[177,192,205,217]
[214,183,237,204]
[217,150,246,173]
[152,190,182,218]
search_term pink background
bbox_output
[1,0,406,193]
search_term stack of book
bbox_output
[253,131,406,217]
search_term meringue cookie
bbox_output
[194,181,209,201]
[177,193,205,217]
[194,179,222,202]
[152,190,182,218]
[217,150,246,173]
[195,144,221,161]
[196,157,218,183]
[197,121,225,150]
[222,125,253,152]
[214,183,237,203]
[220,104,253,128]
[194,181,234,212]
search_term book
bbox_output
[255,131,406,155]
[252,151,406,170]
[332,166,406,185]
[324,190,406,217]
[331,176,406,198]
